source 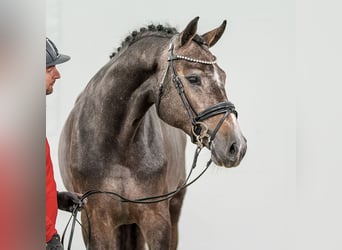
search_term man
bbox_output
[46,37,82,250]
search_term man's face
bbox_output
[46,65,60,95]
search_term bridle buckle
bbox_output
[192,122,211,148]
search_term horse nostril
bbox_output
[229,142,238,156]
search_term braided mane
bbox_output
[109,23,207,59]
[109,24,178,59]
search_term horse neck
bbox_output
[95,37,169,145]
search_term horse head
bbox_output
[157,17,247,168]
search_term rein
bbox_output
[62,146,212,250]
[62,35,238,249]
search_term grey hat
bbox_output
[46,37,70,67]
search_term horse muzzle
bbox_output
[211,134,247,168]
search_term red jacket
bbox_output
[46,138,58,242]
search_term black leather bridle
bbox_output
[157,36,238,148]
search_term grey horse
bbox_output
[59,17,247,249]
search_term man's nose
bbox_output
[53,68,61,79]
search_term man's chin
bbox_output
[46,88,53,95]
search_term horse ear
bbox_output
[179,16,200,47]
[201,20,227,48]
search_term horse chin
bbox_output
[211,154,241,168]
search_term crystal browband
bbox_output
[168,54,216,65]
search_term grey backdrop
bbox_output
[46,0,342,249]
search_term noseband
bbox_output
[157,36,238,148]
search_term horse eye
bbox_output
[186,75,201,86]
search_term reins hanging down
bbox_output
[62,146,212,250]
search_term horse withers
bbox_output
[59,17,247,249]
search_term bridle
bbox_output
[157,35,238,148]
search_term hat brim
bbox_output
[46,54,70,67]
